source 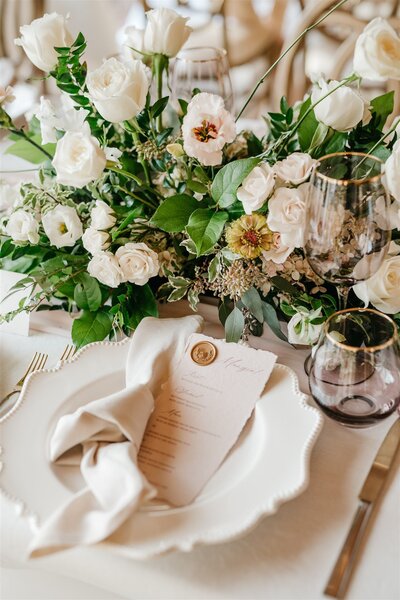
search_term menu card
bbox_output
[138,333,277,506]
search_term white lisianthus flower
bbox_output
[0,182,21,214]
[237,163,275,215]
[82,227,110,255]
[385,139,400,202]
[90,200,116,230]
[116,242,159,286]
[86,57,148,123]
[267,183,309,248]
[87,251,124,288]
[143,8,192,57]
[52,131,106,187]
[35,95,91,145]
[0,85,15,105]
[353,18,400,81]
[182,93,236,166]
[311,79,366,132]
[273,153,316,185]
[14,13,73,72]
[6,210,39,244]
[353,242,400,313]
[42,205,83,248]
[287,306,324,346]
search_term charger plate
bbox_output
[0,337,323,559]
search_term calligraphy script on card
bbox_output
[138,333,277,506]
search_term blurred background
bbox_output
[1,0,399,121]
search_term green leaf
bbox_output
[208,255,220,282]
[271,275,299,297]
[225,306,245,343]
[186,180,208,195]
[218,299,232,326]
[168,287,188,302]
[5,135,55,164]
[169,276,190,288]
[186,209,228,256]
[323,131,347,155]
[0,238,15,258]
[211,157,260,208]
[370,91,394,130]
[151,96,169,118]
[262,302,288,343]
[73,273,102,311]
[309,122,329,153]
[241,287,263,323]
[72,310,113,348]
[297,99,319,152]
[151,194,199,232]
[127,284,158,328]
[193,166,210,184]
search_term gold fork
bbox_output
[59,344,76,362]
[0,352,48,406]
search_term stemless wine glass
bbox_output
[170,47,234,112]
[309,308,400,428]
[304,152,391,310]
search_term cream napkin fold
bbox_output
[29,315,203,558]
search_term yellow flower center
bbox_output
[193,120,218,143]
[58,223,68,234]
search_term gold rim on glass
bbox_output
[314,152,384,186]
[174,47,227,63]
[324,307,398,352]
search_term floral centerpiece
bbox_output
[1,2,399,348]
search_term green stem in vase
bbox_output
[235,0,350,121]
[337,285,350,311]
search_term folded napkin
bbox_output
[29,315,203,558]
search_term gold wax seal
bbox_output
[190,341,217,366]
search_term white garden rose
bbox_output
[116,242,159,286]
[87,251,124,288]
[14,13,73,72]
[6,210,39,244]
[237,163,275,214]
[353,242,400,313]
[82,227,110,255]
[273,153,316,185]
[42,205,83,248]
[287,306,323,346]
[267,183,309,248]
[0,85,15,105]
[311,80,365,132]
[90,200,116,230]
[353,18,400,81]
[0,182,21,214]
[143,8,192,57]
[52,131,106,187]
[262,233,293,265]
[182,93,236,166]
[385,139,400,202]
[86,57,149,123]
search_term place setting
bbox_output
[0,1,400,599]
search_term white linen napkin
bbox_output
[29,315,203,558]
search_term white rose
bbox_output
[262,233,293,265]
[123,26,145,60]
[14,13,73,72]
[90,200,116,230]
[353,18,400,81]
[182,93,236,166]
[311,79,365,132]
[116,242,159,286]
[273,153,316,185]
[42,205,83,248]
[6,210,39,244]
[237,163,275,214]
[353,242,400,313]
[86,58,148,123]
[82,227,110,255]
[35,95,90,145]
[143,8,192,57]
[0,85,15,106]
[267,183,309,248]
[87,251,124,288]
[0,182,21,215]
[287,306,323,346]
[52,131,106,188]
[385,140,400,202]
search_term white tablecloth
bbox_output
[0,301,399,600]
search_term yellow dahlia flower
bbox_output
[226,214,274,259]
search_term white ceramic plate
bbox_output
[0,338,323,559]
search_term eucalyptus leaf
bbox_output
[224,306,245,343]
[262,302,288,343]
[241,287,263,323]
[211,157,260,208]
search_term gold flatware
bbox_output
[325,419,400,598]
[0,352,48,406]
[59,344,76,362]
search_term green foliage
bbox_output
[262,302,288,343]
[151,194,199,232]
[211,158,260,208]
[73,273,102,311]
[241,287,263,323]
[5,135,55,164]
[224,306,245,343]
[186,209,228,255]
[72,309,113,348]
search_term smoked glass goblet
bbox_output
[309,308,400,428]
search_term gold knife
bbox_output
[325,419,400,599]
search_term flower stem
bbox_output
[10,128,53,160]
[106,163,142,185]
[235,0,350,121]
